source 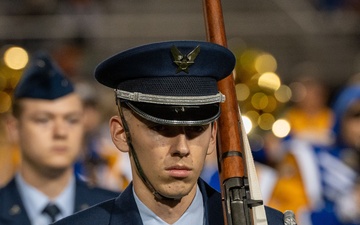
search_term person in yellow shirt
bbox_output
[285,76,334,145]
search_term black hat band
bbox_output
[125,101,221,126]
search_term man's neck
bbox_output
[134,181,198,224]
[20,164,73,199]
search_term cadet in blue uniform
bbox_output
[0,52,119,225]
[53,40,284,225]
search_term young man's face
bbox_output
[341,100,360,150]
[111,108,217,199]
[14,93,84,174]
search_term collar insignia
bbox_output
[171,45,200,73]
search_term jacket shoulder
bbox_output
[265,206,284,225]
[53,198,116,225]
[75,179,120,206]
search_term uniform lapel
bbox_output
[198,179,224,225]
[74,179,94,212]
[109,183,143,225]
[0,178,32,225]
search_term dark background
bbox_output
[0,0,359,93]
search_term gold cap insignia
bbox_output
[171,45,200,73]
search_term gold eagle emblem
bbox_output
[171,45,200,73]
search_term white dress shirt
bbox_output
[134,185,205,225]
[16,173,75,225]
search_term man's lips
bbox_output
[52,146,68,152]
[166,165,192,178]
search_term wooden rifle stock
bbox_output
[202,1,257,225]
[202,0,245,180]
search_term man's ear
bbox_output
[207,121,218,155]
[109,115,129,153]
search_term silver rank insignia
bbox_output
[171,45,200,73]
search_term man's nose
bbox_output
[53,119,67,138]
[172,129,190,156]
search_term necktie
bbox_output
[42,203,61,222]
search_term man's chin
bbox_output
[44,164,72,177]
[155,186,192,202]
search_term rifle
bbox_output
[202,1,265,224]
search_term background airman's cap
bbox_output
[95,40,236,125]
[14,51,74,100]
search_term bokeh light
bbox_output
[241,115,253,134]
[254,53,277,74]
[245,110,260,127]
[239,49,259,73]
[0,75,6,91]
[251,92,269,110]
[275,85,292,103]
[272,119,291,138]
[258,113,275,130]
[235,83,250,101]
[0,91,12,113]
[234,46,290,135]
[262,96,277,113]
[258,72,281,91]
[4,46,29,70]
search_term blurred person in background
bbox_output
[52,37,132,192]
[285,75,334,146]
[74,81,131,191]
[0,112,21,186]
[0,52,119,225]
[299,83,360,225]
[268,83,360,225]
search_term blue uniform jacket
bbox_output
[0,178,120,225]
[53,179,284,225]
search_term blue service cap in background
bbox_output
[94,40,236,125]
[13,51,74,100]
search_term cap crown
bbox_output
[14,51,74,100]
[94,40,236,125]
[95,40,235,92]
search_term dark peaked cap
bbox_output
[95,40,236,125]
[14,51,74,100]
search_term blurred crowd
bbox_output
[1,46,360,225]
[204,71,360,225]
[266,75,360,225]
[1,0,360,225]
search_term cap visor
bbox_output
[126,102,220,125]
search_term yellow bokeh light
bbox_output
[263,96,277,113]
[241,115,253,134]
[4,46,29,70]
[0,91,12,113]
[251,92,269,110]
[235,83,250,101]
[239,49,259,73]
[258,113,275,130]
[0,75,6,91]
[9,72,22,89]
[258,72,281,91]
[254,53,277,74]
[272,119,291,138]
[275,85,292,103]
[245,110,260,127]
